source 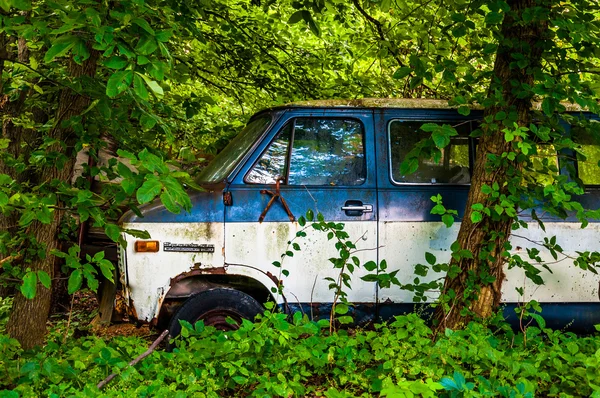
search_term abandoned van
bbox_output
[118,98,600,335]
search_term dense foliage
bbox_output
[0,297,599,397]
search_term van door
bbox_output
[224,109,378,321]
[374,109,476,318]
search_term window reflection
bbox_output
[389,121,471,184]
[246,118,366,186]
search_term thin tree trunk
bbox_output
[6,50,98,349]
[434,0,550,331]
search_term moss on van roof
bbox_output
[287,98,456,109]
[283,98,585,112]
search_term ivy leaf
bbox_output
[471,211,483,223]
[20,271,37,299]
[136,178,162,204]
[68,270,83,294]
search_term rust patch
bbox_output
[170,267,228,286]
[266,271,280,286]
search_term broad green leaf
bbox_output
[133,17,155,35]
[160,191,181,214]
[20,271,37,299]
[44,39,76,63]
[288,10,303,24]
[135,34,158,55]
[105,224,121,242]
[140,113,156,130]
[425,252,436,265]
[392,67,412,79]
[485,11,503,25]
[133,74,150,100]
[106,70,133,98]
[136,178,162,204]
[334,303,349,315]
[68,270,83,294]
[98,259,115,282]
[104,56,128,69]
[37,271,52,289]
[471,211,483,223]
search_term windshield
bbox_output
[196,115,273,183]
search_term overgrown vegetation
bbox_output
[0,296,598,397]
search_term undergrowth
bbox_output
[1,299,599,398]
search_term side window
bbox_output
[245,122,292,184]
[245,118,366,186]
[389,121,471,184]
[573,127,600,185]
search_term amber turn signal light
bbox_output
[135,240,160,252]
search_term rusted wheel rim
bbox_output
[198,309,243,331]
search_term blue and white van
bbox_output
[118,99,600,334]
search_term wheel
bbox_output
[167,288,264,343]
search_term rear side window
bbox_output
[389,120,472,184]
[573,127,600,185]
[245,118,366,186]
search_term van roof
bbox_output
[272,98,586,112]
[285,98,457,109]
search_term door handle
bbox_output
[342,200,373,216]
[341,204,373,213]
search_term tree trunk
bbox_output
[6,50,98,349]
[433,0,550,331]
[0,35,36,299]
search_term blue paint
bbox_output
[120,188,225,223]
[287,301,600,333]
[126,105,600,224]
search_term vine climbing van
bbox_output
[117,98,600,336]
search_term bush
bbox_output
[0,309,599,397]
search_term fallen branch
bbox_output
[97,329,169,390]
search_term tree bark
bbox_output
[0,34,37,299]
[433,0,550,331]
[6,50,98,349]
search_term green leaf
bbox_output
[106,70,133,98]
[363,261,377,271]
[136,178,162,204]
[392,67,412,79]
[160,191,180,214]
[20,271,37,299]
[132,17,155,35]
[104,56,128,69]
[37,271,52,289]
[135,34,158,55]
[288,10,303,24]
[133,74,150,100]
[485,11,503,25]
[425,252,436,265]
[98,259,115,282]
[138,73,164,97]
[432,130,450,148]
[105,224,121,242]
[471,211,483,223]
[140,113,156,130]
[68,270,83,294]
[442,214,454,228]
[44,38,76,63]
[334,303,349,315]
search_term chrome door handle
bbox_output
[341,204,373,213]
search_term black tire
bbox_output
[167,288,264,344]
